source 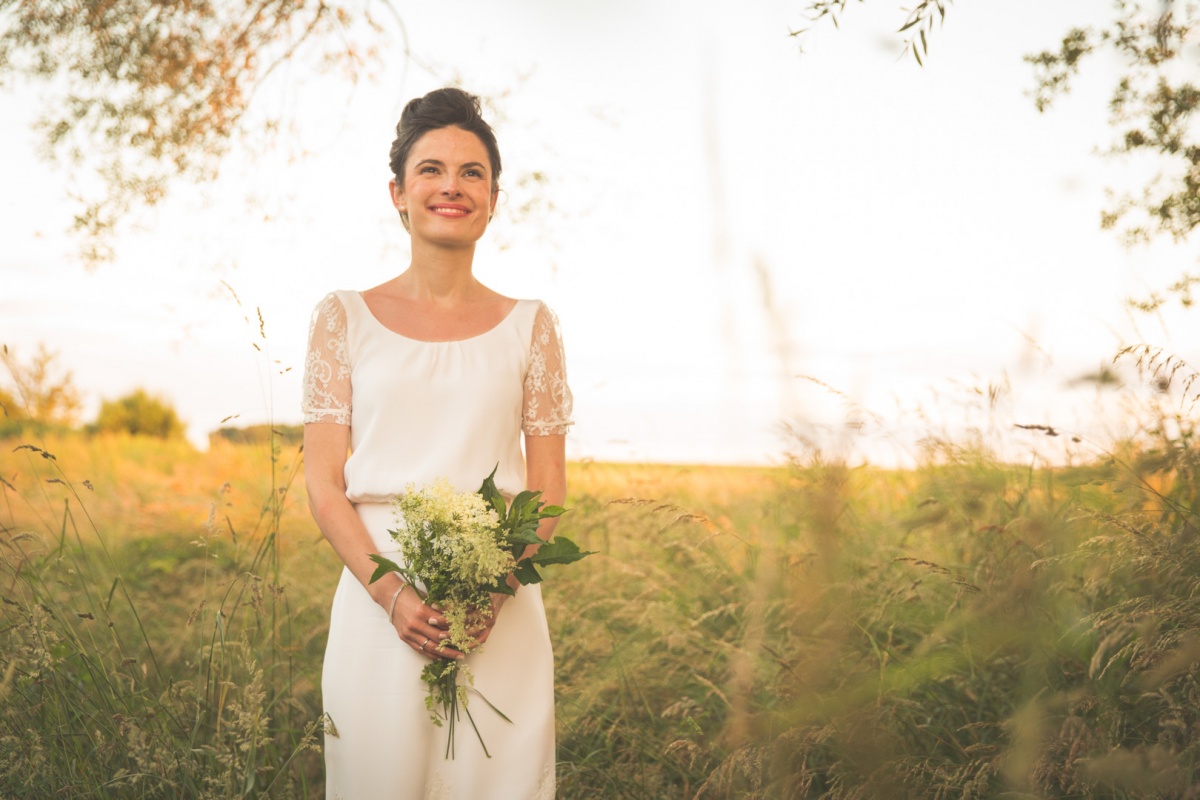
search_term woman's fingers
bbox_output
[397,598,505,660]
[410,633,464,660]
[392,597,459,659]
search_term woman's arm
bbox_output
[304,423,395,602]
[304,422,463,659]
[475,432,567,643]
[525,432,567,543]
[476,300,573,638]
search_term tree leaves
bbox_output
[1024,28,1094,113]
[794,0,951,65]
[1024,2,1200,270]
[798,0,1200,301]
[0,0,380,266]
[0,343,82,429]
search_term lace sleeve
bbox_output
[302,293,352,425]
[523,301,574,436]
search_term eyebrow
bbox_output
[413,158,489,173]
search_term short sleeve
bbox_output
[302,293,352,425]
[523,302,574,436]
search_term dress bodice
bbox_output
[301,290,572,503]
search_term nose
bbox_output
[440,174,461,197]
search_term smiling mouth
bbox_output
[429,206,469,217]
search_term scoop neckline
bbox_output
[351,291,523,344]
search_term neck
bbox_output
[395,239,481,302]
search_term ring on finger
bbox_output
[421,637,430,651]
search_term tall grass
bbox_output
[4,422,1200,797]
[0,432,328,798]
[549,446,1200,798]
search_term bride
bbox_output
[301,86,572,799]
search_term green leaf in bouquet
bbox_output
[467,686,514,725]
[512,515,541,532]
[487,578,517,596]
[530,536,594,566]
[538,505,567,518]
[504,526,543,560]
[513,560,544,586]
[368,553,405,584]
[506,528,545,546]
[477,465,506,518]
[510,489,542,513]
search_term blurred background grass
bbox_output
[3,428,1200,798]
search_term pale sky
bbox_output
[3,0,1198,465]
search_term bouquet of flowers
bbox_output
[368,467,591,758]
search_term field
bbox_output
[2,431,1200,798]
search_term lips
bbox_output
[429,204,470,217]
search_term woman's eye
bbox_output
[420,166,438,174]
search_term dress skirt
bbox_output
[322,502,557,800]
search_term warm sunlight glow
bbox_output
[3,0,1197,466]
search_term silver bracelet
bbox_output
[388,583,408,622]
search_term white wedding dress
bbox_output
[302,290,573,800]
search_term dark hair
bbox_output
[388,87,502,190]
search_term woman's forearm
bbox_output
[524,433,567,545]
[305,424,404,607]
[309,487,405,604]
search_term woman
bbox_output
[302,87,572,799]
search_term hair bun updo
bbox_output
[388,87,502,190]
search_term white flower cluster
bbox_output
[394,479,509,583]
[391,479,513,652]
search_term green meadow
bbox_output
[2,429,1199,798]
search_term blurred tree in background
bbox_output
[797,0,1200,304]
[89,389,185,439]
[209,422,303,447]
[3,0,1196,278]
[0,343,82,434]
[0,0,395,265]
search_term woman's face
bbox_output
[390,125,499,248]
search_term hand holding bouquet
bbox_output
[368,467,591,758]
